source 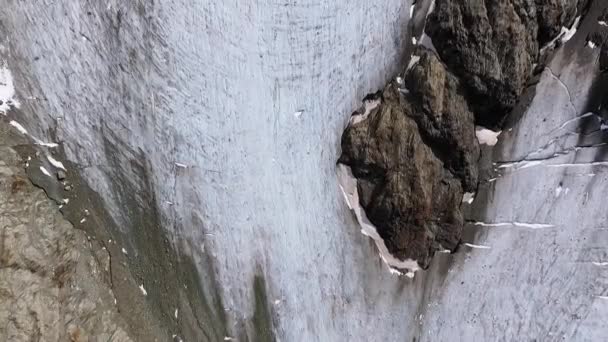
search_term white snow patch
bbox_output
[600,21,608,27]
[475,126,501,146]
[462,192,475,204]
[555,185,562,197]
[337,164,420,275]
[395,76,403,85]
[35,141,59,148]
[10,121,59,147]
[409,4,415,18]
[62,198,69,204]
[9,120,28,135]
[540,16,582,54]
[596,295,608,300]
[592,262,608,267]
[498,160,542,170]
[175,162,187,168]
[473,221,554,229]
[561,16,581,43]
[39,166,52,177]
[121,247,128,255]
[427,0,436,16]
[174,308,179,318]
[273,299,282,305]
[139,284,147,296]
[80,218,86,223]
[412,37,418,45]
[46,155,66,170]
[587,40,597,49]
[406,55,420,73]
[464,243,491,249]
[224,337,234,341]
[294,110,304,118]
[349,97,381,125]
[0,64,19,114]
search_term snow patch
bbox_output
[174,308,179,318]
[475,126,501,146]
[9,120,28,135]
[406,55,420,73]
[0,64,19,114]
[409,4,415,18]
[561,16,581,43]
[540,16,582,54]
[427,0,436,16]
[39,166,52,177]
[46,155,66,170]
[592,262,608,267]
[498,160,542,170]
[462,192,475,204]
[600,21,608,27]
[9,120,59,147]
[294,110,304,118]
[464,243,491,249]
[139,284,147,296]
[336,164,420,275]
[36,141,59,148]
[587,40,596,49]
[349,97,381,125]
[175,162,188,168]
[473,221,554,229]
[121,247,128,255]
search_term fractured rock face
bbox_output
[339,49,479,269]
[427,0,588,128]
[405,48,480,191]
[338,0,588,273]
[0,127,133,341]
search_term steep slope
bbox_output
[0,120,133,341]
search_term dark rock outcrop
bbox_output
[404,48,480,192]
[339,49,478,268]
[427,0,588,128]
[339,0,587,271]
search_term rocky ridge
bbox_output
[0,120,133,341]
[338,0,589,273]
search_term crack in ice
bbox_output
[471,221,555,229]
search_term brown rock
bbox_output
[339,59,479,267]
[427,0,588,128]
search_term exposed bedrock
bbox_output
[427,0,589,128]
[339,0,586,271]
[339,49,478,269]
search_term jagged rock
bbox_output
[404,48,479,191]
[339,50,479,268]
[427,0,588,128]
[0,142,133,341]
[57,170,66,180]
